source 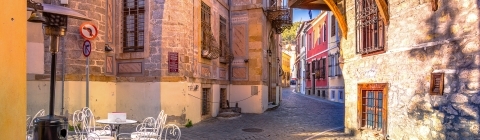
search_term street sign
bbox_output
[79,22,98,40]
[83,40,91,57]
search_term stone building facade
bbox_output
[291,0,480,139]
[26,0,287,124]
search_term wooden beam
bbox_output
[324,0,347,38]
[375,0,389,24]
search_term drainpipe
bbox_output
[228,0,233,103]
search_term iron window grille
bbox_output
[202,88,211,115]
[201,2,219,59]
[355,0,386,55]
[219,15,228,63]
[358,83,388,134]
[123,0,145,52]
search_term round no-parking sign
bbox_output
[83,40,91,57]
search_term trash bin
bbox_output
[33,115,68,140]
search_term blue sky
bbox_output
[292,9,320,22]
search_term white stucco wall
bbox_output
[27,81,117,119]
[116,82,161,121]
[229,85,267,113]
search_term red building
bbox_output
[305,11,329,98]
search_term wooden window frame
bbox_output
[355,0,387,56]
[123,0,145,52]
[357,83,388,134]
[429,73,444,95]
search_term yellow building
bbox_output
[281,52,291,87]
[0,1,27,139]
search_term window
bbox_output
[219,15,227,62]
[328,55,334,77]
[323,23,327,42]
[309,33,313,50]
[123,0,145,52]
[339,90,343,99]
[322,90,326,98]
[331,15,336,37]
[305,63,310,80]
[319,58,326,79]
[331,90,335,99]
[202,88,211,115]
[201,1,217,59]
[355,0,386,55]
[358,83,388,133]
[336,53,342,76]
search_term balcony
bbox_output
[266,0,292,34]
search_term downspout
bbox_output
[228,0,233,103]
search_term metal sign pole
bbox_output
[86,56,89,107]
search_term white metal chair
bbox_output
[72,107,113,140]
[26,109,45,140]
[117,110,181,140]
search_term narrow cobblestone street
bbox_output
[179,87,347,140]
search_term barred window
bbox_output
[358,83,388,133]
[328,55,333,77]
[202,88,211,115]
[355,0,386,55]
[123,0,145,52]
[201,1,212,58]
[219,15,227,59]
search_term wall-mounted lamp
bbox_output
[27,0,46,23]
[105,44,113,52]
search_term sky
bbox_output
[292,9,320,23]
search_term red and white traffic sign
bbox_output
[83,40,92,57]
[79,22,98,40]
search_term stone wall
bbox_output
[341,0,480,139]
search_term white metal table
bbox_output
[96,119,137,138]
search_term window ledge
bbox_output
[360,50,386,57]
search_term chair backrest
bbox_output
[27,109,45,135]
[155,110,181,140]
[72,107,98,138]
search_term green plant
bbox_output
[68,123,81,131]
[185,119,193,128]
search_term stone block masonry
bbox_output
[340,0,480,139]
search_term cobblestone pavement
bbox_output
[176,87,351,140]
[115,87,354,140]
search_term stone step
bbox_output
[216,112,241,118]
[219,107,241,113]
